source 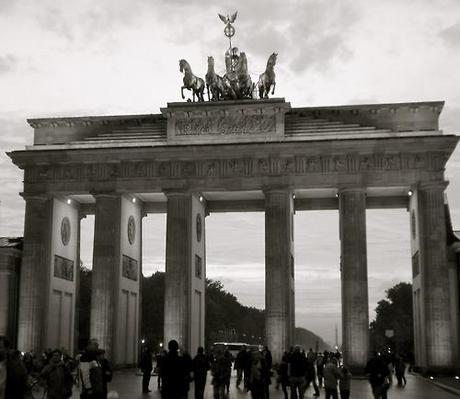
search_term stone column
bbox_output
[339,188,369,372]
[0,241,22,347]
[264,189,295,363]
[164,192,206,354]
[91,194,121,359]
[17,195,52,352]
[411,182,454,370]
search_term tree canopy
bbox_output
[370,282,413,355]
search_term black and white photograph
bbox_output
[1,1,460,398]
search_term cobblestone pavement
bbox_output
[71,371,460,399]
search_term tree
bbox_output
[370,282,413,355]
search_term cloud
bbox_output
[0,54,18,74]
[439,21,460,48]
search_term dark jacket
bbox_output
[5,355,28,399]
[40,362,73,399]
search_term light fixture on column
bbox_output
[141,338,145,344]
[408,189,413,197]
[66,198,72,205]
[199,195,204,202]
[132,197,136,203]
[335,193,339,198]
[292,193,296,199]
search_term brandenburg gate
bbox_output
[7,97,459,371]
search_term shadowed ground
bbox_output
[70,371,460,399]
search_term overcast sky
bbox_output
[1,0,460,345]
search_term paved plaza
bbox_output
[69,371,460,399]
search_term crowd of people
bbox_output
[147,341,407,399]
[0,333,409,399]
[0,335,112,399]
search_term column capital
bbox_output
[418,180,448,192]
[91,191,122,200]
[262,185,292,195]
[337,186,366,195]
[20,192,52,202]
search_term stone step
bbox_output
[91,132,166,138]
[72,137,167,145]
[285,126,378,134]
[285,120,344,126]
[285,128,392,137]
[82,135,165,141]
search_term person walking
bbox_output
[248,350,268,399]
[365,352,390,399]
[393,356,406,387]
[211,349,228,399]
[305,355,320,397]
[192,347,210,399]
[288,346,307,399]
[316,354,325,388]
[40,349,74,399]
[323,357,340,399]
[276,353,289,399]
[139,346,153,393]
[235,346,251,390]
[339,365,352,399]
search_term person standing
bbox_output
[0,337,28,399]
[211,349,229,399]
[161,340,189,399]
[40,349,74,399]
[323,358,341,399]
[96,350,112,398]
[139,346,153,393]
[192,347,210,399]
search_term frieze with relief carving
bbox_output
[23,151,449,184]
[175,114,276,136]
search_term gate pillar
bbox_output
[410,181,455,371]
[18,195,79,354]
[264,189,295,363]
[164,192,206,355]
[91,193,142,365]
[339,188,369,372]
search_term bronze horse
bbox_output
[205,56,225,101]
[236,52,254,99]
[179,59,205,102]
[257,53,277,99]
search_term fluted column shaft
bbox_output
[265,189,295,363]
[164,193,193,349]
[17,195,52,352]
[339,188,369,371]
[90,194,121,359]
[416,182,454,369]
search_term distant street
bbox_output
[70,371,460,399]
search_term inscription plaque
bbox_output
[176,114,276,136]
[54,255,74,281]
[122,254,138,281]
